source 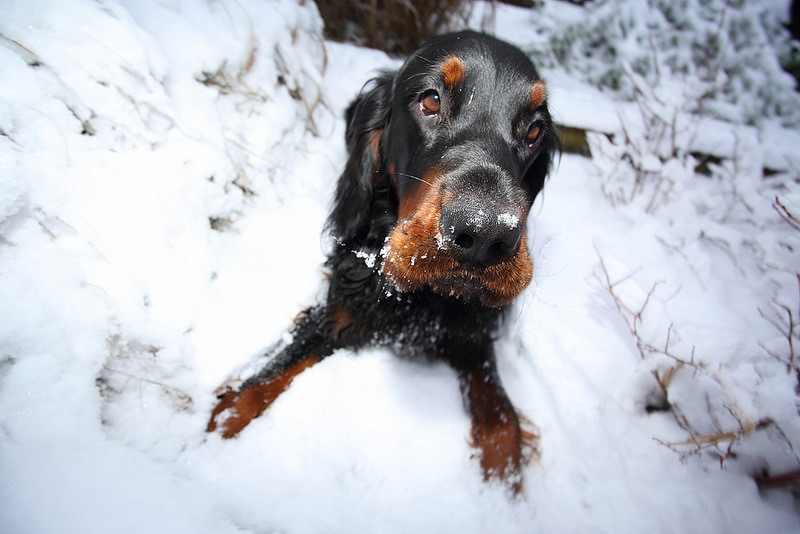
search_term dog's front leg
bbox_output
[456,352,537,494]
[207,306,331,438]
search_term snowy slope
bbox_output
[1,0,800,533]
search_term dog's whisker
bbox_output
[394,171,434,187]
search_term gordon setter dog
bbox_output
[207,31,558,493]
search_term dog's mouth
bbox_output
[380,203,533,307]
[430,273,495,302]
[381,241,532,307]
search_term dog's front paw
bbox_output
[206,354,321,438]
[473,410,540,495]
[206,384,273,438]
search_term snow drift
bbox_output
[1,0,799,532]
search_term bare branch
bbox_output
[773,197,800,232]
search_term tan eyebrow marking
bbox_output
[530,80,547,109]
[441,56,465,89]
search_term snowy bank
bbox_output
[1,1,800,533]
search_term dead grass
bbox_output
[314,0,484,54]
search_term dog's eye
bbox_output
[525,123,541,147]
[419,90,441,116]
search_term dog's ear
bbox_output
[328,71,395,245]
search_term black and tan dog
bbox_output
[208,31,559,493]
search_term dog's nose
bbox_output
[439,203,523,267]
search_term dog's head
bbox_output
[330,31,558,307]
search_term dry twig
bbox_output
[592,250,776,465]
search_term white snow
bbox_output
[2,0,800,533]
[498,212,520,229]
[355,249,378,269]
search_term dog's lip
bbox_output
[432,279,516,307]
[437,272,482,290]
[381,239,527,304]
[430,270,506,302]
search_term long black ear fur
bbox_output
[327,71,395,246]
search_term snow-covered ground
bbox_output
[2,0,800,532]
